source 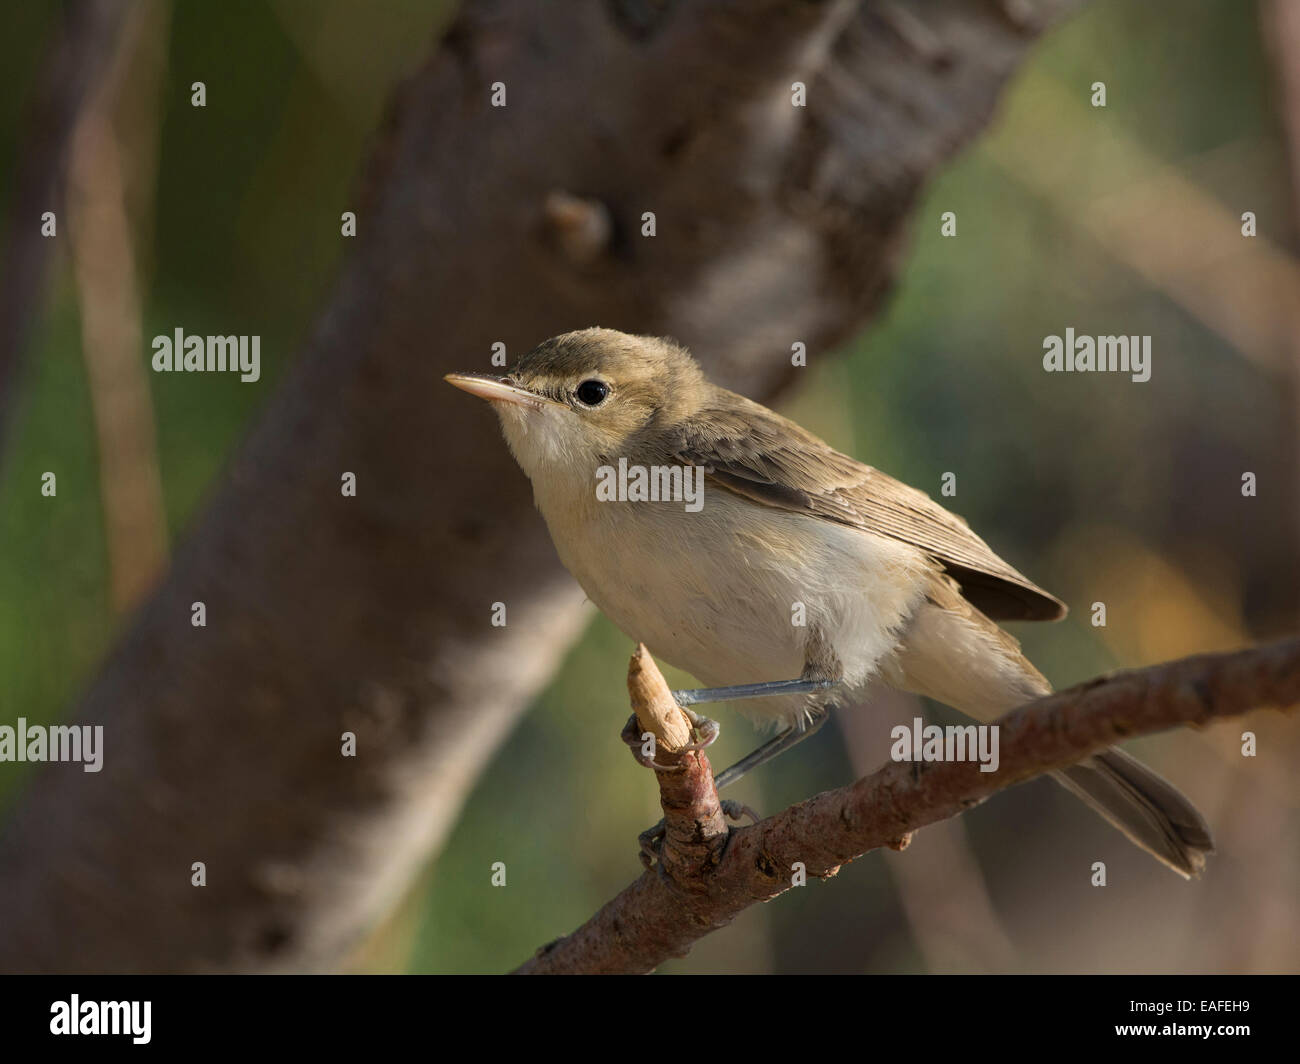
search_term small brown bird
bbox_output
[446,328,1213,877]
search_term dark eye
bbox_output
[574,379,609,407]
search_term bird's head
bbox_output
[445,328,706,482]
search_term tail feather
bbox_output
[1055,748,1214,878]
[885,578,1215,877]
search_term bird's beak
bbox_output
[443,373,562,409]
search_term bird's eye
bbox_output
[574,379,610,407]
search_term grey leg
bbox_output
[713,702,832,790]
[671,677,835,707]
[632,662,840,866]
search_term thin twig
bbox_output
[0,0,130,451]
[626,644,729,887]
[515,636,1300,974]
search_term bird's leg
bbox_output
[713,702,832,790]
[632,705,830,869]
[675,643,843,788]
[670,676,836,706]
[633,645,840,865]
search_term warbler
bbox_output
[446,328,1213,877]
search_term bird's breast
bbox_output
[533,479,932,723]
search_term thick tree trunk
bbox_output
[0,0,1084,972]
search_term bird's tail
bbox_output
[883,579,1214,877]
[1053,748,1213,878]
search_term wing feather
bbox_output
[641,392,1066,622]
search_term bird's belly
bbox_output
[545,491,931,722]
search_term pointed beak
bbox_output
[443,373,562,409]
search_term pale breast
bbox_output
[535,479,932,724]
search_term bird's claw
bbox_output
[638,818,667,873]
[637,799,759,871]
[679,708,720,752]
[620,713,685,772]
[720,798,760,826]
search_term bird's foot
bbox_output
[620,707,719,767]
[637,800,759,872]
[620,713,684,772]
[720,798,760,826]
[679,707,720,751]
[638,818,667,871]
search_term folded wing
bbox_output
[645,392,1066,622]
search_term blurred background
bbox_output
[1,0,1296,973]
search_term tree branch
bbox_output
[625,644,731,885]
[0,0,130,452]
[515,637,1300,975]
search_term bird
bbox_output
[446,327,1214,877]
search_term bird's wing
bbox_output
[651,392,1066,622]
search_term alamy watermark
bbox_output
[152,328,261,382]
[50,996,150,1044]
[891,717,999,773]
[595,457,704,512]
[0,718,103,772]
[1042,329,1151,383]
